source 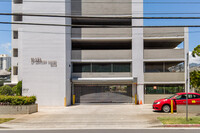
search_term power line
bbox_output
[5,12,200,15]
[1,29,200,35]
[1,0,200,4]
[3,13,200,19]
[2,21,200,28]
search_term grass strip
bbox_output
[0,118,15,124]
[158,117,200,124]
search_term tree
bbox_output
[16,81,22,96]
[192,45,200,57]
[7,67,11,72]
[191,45,200,93]
[190,70,200,93]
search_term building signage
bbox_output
[31,58,57,67]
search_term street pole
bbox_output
[186,52,189,121]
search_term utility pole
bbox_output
[186,52,189,121]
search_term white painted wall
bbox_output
[132,0,144,104]
[12,0,70,106]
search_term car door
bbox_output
[192,94,200,105]
[175,94,186,105]
[187,94,193,104]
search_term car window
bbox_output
[193,94,200,99]
[176,94,186,100]
[188,94,193,99]
[166,94,177,99]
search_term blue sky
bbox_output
[0,0,200,63]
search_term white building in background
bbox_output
[12,0,189,106]
[0,54,11,71]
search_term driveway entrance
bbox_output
[0,104,164,129]
[74,84,132,103]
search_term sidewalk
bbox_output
[0,104,197,129]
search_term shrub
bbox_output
[16,81,22,96]
[0,95,36,105]
[12,86,17,96]
[0,85,13,96]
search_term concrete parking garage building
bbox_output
[11,0,189,106]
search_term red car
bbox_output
[153,92,200,112]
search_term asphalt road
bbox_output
[0,129,200,133]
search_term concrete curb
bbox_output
[164,124,200,127]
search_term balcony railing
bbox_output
[72,50,132,60]
[144,49,184,59]
[72,72,132,78]
[144,72,185,82]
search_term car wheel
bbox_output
[162,105,170,113]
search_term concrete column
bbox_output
[132,0,144,104]
[184,27,189,92]
[65,0,72,106]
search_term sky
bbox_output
[0,0,200,63]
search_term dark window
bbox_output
[188,94,193,99]
[113,63,131,72]
[72,40,131,50]
[14,0,23,4]
[144,62,184,73]
[73,63,91,73]
[145,62,163,72]
[176,95,185,100]
[176,94,193,99]
[14,14,23,21]
[145,84,185,94]
[73,63,131,73]
[92,63,111,72]
[13,49,18,57]
[13,66,18,75]
[13,31,18,39]
[193,94,200,99]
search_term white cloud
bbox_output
[189,51,200,64]
[0,42,11,55]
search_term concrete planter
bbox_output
[0,104,38,114]
[177,105,200,113]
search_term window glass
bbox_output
[13,66,18,75]
[13,49,18,57]
[14,14,23,21]
[144,62,184,73]
[145,85,164,94]
[14,0,23,4]
[13,31,18,39]
[193,94,200,99]
[73,63,91,73]
[113,63,130,72]
[166,94,177,99]
[92,63,111,72]
[164,85,185,94]
[176,94,186,100]
[188,94,193,99]
[145,84,184,94]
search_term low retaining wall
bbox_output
[144,94,171,104]
[0,104,38,114]
[177,105,200,113]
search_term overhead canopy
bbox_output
[0,70,11,76]
[72,77,135,84]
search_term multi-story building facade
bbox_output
[12,0,189,106]
[0,54,11,71]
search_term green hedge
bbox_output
[0,95,36,105]
[0,85,13,96]
[0,81,22,96]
